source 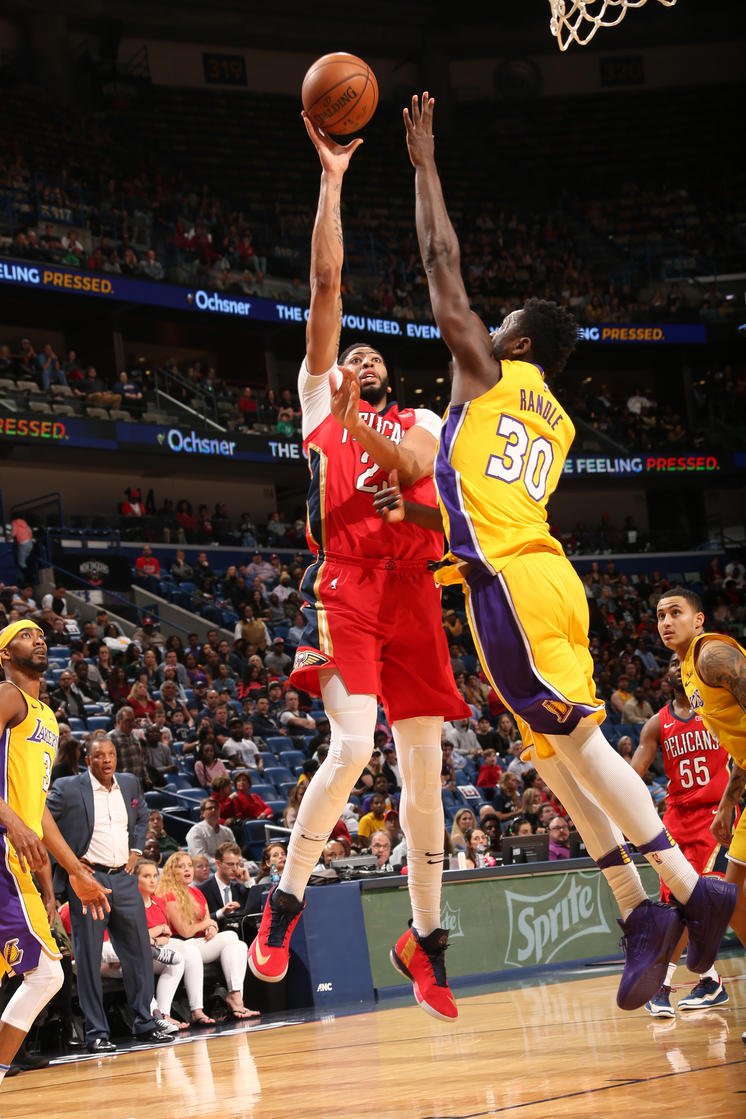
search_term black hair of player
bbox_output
[657,585,704,614]
[520,298,578,379]
[338,341,384,366]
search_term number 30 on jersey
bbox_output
[485,415,555,501]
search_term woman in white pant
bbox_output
[136,859,198,1028]
[155,852,258,1022]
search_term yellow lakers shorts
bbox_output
[727,808,746,866]
[0,844,60,981]
[465,550,605,760]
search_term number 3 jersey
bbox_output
[435,359,571,585]
[299,360,443,563]
[659,702,728,810]
[0,682,58,839]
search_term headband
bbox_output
[0,620,43,650]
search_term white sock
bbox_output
[665,961,677,987]
[393,718,445,937]
[700,965,719,982]
[602,865,648,922]
[279,674,377,901]
[640,845,698,905]
[547,722,698,903]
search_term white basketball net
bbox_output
[549,0,678,51]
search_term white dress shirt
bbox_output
[84,771,131,867]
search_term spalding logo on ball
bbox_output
[302,52,378,135]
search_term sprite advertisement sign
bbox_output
[362,864,659,989]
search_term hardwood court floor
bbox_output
[3,953,744,1119]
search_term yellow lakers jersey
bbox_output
[681,633,746,767]
[434,359,574,583]
[0,683,58,837]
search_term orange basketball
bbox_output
[302,52,378,136]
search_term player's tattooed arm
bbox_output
[332,196,343,247]
[697,639,746,713]
[712,762,746,845]
[724,763,746,804]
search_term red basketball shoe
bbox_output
[247,887,305,983]
[390,926,458,1021]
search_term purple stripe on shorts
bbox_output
[0,835,43,976]
[0,727,8,803]
[435,405,493,577]
[468,571,600,736]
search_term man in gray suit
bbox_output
[46,737,172,1053]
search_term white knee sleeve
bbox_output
[392,717,443,816]
[393,718,445,937]
[320,672,378,800]
[1,953,64,1032]
[281,672,378,901]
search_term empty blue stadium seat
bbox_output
[176,788,209,809]
[264,765,294,787]
[67,718,85,733]
[264,736,289,755]
[279,750,305,770]
[87,716,112,732]
[242,819,269,848]
[249,782,277,800]
[144,790,182,810]
[258,751,279,766]
[160,808,193,844]
[166,773,197,790]
[617,723,642,746]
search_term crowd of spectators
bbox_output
[1,546,744,1058]
[0,334,304,438]
[1,83,744,341]
[2,322,743,475]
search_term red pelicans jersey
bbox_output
[299,361,442,563]
[659,702,729,809]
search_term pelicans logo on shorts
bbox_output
[293,649,331,672]
[541,699,573,724]
[3,938,24,969]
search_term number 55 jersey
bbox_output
[658,702,730,896]
[660,703,728,811]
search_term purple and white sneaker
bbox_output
[616,899,685,1011]
[677,877,737,974]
